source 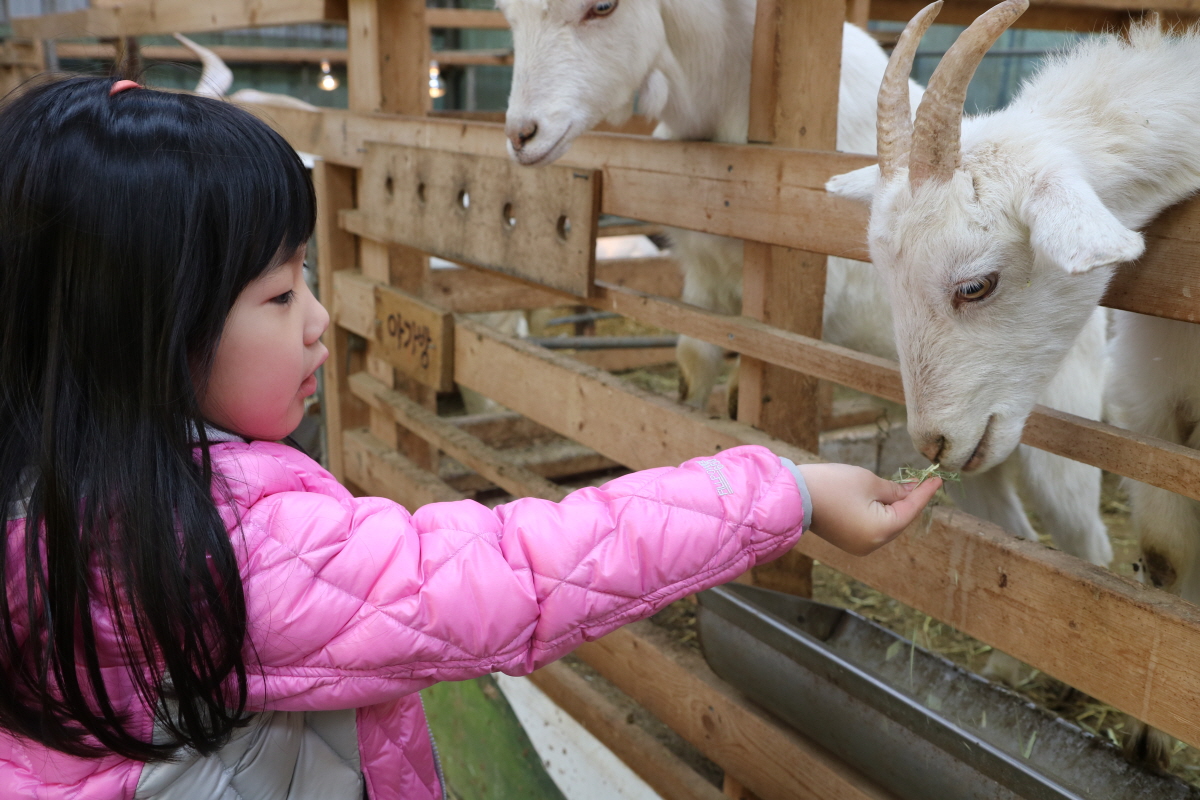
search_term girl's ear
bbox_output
[1020,169,1144,274]
[825,164,881,205]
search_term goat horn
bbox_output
[174,32,234,98]
[878,1,942,181]
[909,0,1028,187]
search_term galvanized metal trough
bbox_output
[696,583,1200,800]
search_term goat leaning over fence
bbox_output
[500,0,1112,583]
[827,0,1200,765]
[498,0,915,411]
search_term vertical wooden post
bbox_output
[313,160,368,486]
[847,0,871,30]
[739,0,846,596]
[346,0,440,471]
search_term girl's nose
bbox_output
[305,287,330,345]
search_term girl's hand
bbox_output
[798,463,942,556]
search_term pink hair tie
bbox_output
[109,80,141,96]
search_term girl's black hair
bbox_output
[0,77,316,761]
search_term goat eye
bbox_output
[586,0,618,19]
[954,273,998,306]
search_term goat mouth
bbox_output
[961,415,994,473]
[514,127,573,167]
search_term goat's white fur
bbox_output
[501,0,1111,572]
[499,0,910,381]
[830,15,1200,754]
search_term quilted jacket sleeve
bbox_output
[215,443,805,712]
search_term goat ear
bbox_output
[1021,171,1144,274]
[825,165,881,205]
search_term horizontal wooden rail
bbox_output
[872,0,1196,30]
[527,662,728,800]
[419,3,1198,33]
[453,316,821,469]
[342,427,465,508]
[11,0,347,39]
[334,267,1200,501]
[590,280,1200,503]
[577,622,900,800]
[253,105,1200,324]
[57,42,344,64]
[796,507,1200,753]
[349,371,569,501]
[424,8,509,30]
[53,42,512,67]
[242,104,874,260]
[446,316,1200,750]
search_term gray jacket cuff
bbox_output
[779,457,813,531]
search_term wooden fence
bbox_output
[10,1,1200,797]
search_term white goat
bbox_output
[828,0,1200,762]
[499,0,910,408]
[500,0,1111,575]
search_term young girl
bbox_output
[0,77,941,800]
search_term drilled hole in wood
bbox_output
[385,174,394,197]
[417,182,426,204]
[557,215,571,240]
[457,189,471,210]
[503,202,516,229]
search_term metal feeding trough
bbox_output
[696,584,1200,800]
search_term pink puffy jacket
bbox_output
[1,441,806,799]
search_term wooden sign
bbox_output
[341,142,601,298]
[372,284,455,392]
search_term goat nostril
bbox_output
[919,436,946,464]
[518,121,538,145]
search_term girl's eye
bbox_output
[954,273,998,307]
[585,0,618,20]
[271,290,296,306]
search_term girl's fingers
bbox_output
[883,476,941,526]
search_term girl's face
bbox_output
[201,248,330,441]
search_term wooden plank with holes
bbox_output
[12,0,346,39]
[242,107,873,259]
[261,107,1200,325]
[342,143,601,298]
[348,371,568,501]
[578,622,901,800]
[371,284,455,392]
[527,663,728,800]
[342,427,465,508]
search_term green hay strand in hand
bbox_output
[895,463,961,487]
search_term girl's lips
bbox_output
[300,348,328,397]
